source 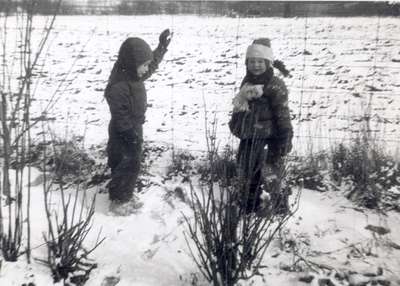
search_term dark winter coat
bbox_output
[105,37,167,202]
[106,80,147,139]
[105,38,166,141]
[229,69,293,148]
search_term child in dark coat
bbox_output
[229,38,293,215]
[105,30,172,215]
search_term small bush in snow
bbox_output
[53,142,94,178]
[166,151,196,181]
[196,146,237,185]
[39,138,105,285]
[331,139,400,210]
[287,152,329,192]
[27,138,96,184]
[42,194,104,286]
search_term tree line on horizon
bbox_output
[1,0,399,17]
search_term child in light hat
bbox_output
[229,38,293,216]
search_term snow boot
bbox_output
[109,196,143,216]
[255,190,272,218]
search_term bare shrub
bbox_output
[184,166,299,285]
[39,137,104,285]
[0,0,61,262]
[42,196,103,285]
[184,124,300,285]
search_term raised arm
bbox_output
[141,29,172,81]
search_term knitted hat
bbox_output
[246,38,274,62]
[117,37,153,72]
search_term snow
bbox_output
[2,156,400,285]
[1,14,400,285]
[3,15,398,155]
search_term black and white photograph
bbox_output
[1,0,400,285]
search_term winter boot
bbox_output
[256,190,272,218]
[109,196,143,216]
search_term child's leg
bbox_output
[107,138,142,203]
[107,136,126,201]
[264,146,289,214]
[107,138,123,172]
[237,139,268,213]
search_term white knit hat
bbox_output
[245,38,274,62]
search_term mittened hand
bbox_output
[240,83,264,100]
[159,29,172,49]
[232,94,249,112]
[248,85,264,99]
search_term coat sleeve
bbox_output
[140,45,168,81]
[229,111,247,138]
[268,77,293,143]
[106,83,133,132]
[228,77,249,138]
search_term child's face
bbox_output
[137,60,151,78]
[247,57,268,75]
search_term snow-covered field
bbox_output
[5,15,399,155]
[1,15,400,285]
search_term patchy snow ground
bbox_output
[1,155,400,286]
[1,14,400,285]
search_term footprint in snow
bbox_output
[141,247,159,260]
[101,276,120,286]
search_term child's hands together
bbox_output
[232,84,264,112]
[240,83,264,100]
[232,95,249,112]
